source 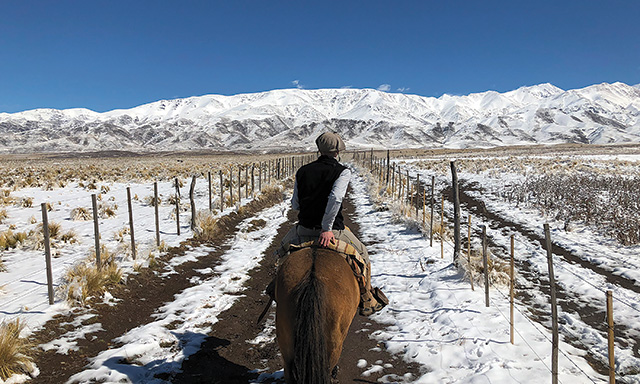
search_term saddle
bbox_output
[288,240,369,291]
[257,240,369,324]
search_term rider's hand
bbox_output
[319,230,335,247]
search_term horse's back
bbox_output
[276,247,359,321]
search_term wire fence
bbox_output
[357,150,640,383]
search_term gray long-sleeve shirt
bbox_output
[291,168,351,231]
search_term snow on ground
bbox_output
[3,154,639,384]
[348,172,608,384]
[0,176,255,332]
[64,202,289,384]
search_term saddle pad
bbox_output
[289,240,368,289]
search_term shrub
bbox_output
[61,246,123,305]
[0,319,35,380]
[195,211,218,241]
[71,207,92,221]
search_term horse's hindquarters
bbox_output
[275,248,360,383]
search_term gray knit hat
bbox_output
[315,132,346,153]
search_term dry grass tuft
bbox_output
[195,211,218,242]
[61,245,123,305]
[459,247,511,287]
[113,227,130,242]
[143,195,161,207]
[17,197,33,208]
[0,319,35,380]
[0,230,29,250]
[59,230,77,244]
[99,203,117,218]
[46,221,61,239]
[0,209,7,224]
[70,207,92,221]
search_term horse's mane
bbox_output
[291,247,330,384]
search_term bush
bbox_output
[503,173,640,245]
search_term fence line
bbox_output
[358,150,627,383]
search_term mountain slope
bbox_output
[2,82,640,153]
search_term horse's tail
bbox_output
[292,248,329,384]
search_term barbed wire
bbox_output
[490,280,601,384]
[551,260,640,315]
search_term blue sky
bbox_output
[1,1,638,113]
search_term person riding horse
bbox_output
[279,131,387,316]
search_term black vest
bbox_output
[296,155,347,230]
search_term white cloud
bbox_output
[340,85,353,89]
[397,87,410,92]
[292,80,304,89]
[377,84,391,92]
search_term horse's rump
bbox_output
[275,247,360,384]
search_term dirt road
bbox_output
[28,191,419,383]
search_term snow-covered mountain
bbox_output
[2,82,640,153]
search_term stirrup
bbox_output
[372,287,389,307]
[359,301,384,316]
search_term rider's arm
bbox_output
[321,168,351,231]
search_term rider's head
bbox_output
[315,132,346,157]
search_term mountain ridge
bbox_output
[2,82,639,153]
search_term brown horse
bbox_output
[275,247,360,384]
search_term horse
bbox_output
[275,246,360,384]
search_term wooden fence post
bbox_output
[238,167,242,205]
[208,171,212,212]
[190,175,197,230]
[251,164,255,198]
[229,168,234,206]
[174,178,181,236]
[510,234,515,344]
[258,162,262,192]
[386,149,390,184]
[219,170,224,211]
[391,164,396,198]
[415,174,420,217]
[440,194,444,259]
[430,176,435,247]
[245,166,249,198]
[482,225,489,307]
[41,203,54,305]
[126,187,136,260]
[468,215,474,291]
[607,290,615,384]
[154,182,160,247]
[422,187,426,228]
[91,193,101,268]
[544,223,559,384]
[451,161,460,265]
